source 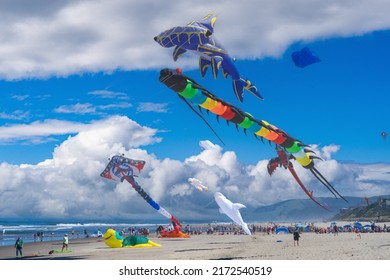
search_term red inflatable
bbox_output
[158,225,190,238]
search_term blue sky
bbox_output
[2,31,388,165]
[0,0,389,221]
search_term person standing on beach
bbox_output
[293,228,300,246]
[15,237,23,258]
[333,224,339,236]
[62,234,69,251]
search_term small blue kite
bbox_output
[291,47,321,68]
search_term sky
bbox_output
[0,0,389,222]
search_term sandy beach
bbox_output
[1,227,389,260]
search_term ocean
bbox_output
[0,218,165,247]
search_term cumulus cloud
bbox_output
[0,116,389,220]
[1,0,390,79]
[318,144,340,160]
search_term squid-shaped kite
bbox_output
[101,155,182,227]
[159,68,348,208]
[154,13,262,103]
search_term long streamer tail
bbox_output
[287,163,330,210]
[310,168,348,203]
[178,95,225,145]
[122,172,182,227]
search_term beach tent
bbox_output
[295,224,309,232]
[363,224,372,232]
[353,222,363,232]
[275,226,289,234]
[343,224,352,232]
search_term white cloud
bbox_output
[137,102,169,113]
[88,90,129,100]
[0,119,89,143]
[318,144,340,160]
[54,102,133,115]
[1,0,390,79]
[11,94,29,101]
[0,116,389,220]
[98,103,133,110]
[54,103,97,114]
[0,110,30,121]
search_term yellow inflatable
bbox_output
[103,228,161,248]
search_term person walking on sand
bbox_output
[15,237,23,258]
[62,234,69,251]
[293,228,300,246]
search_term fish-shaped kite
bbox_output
[154,13,262,103]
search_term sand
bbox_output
[0,228,389,260]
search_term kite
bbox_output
[267,146,329,210]
[188,177,209,192]
[381,131,388,140]
[103,228,161,248]
[159,68,348,207]
[158,222,190,238]
[214,192,252,236]
[154,12,262,103]
[101,155,182,227]
[291,47,321,68]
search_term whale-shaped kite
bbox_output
[214,192,252,236]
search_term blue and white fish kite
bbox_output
[154,13,262,103]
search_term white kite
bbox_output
[188,178,209,192]
[214,192,252,236]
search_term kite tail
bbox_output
[310,168,348,202]
[178,95,225,145]
[123,173,183,227]
[232,78,263,103]
[288,164,330,211]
